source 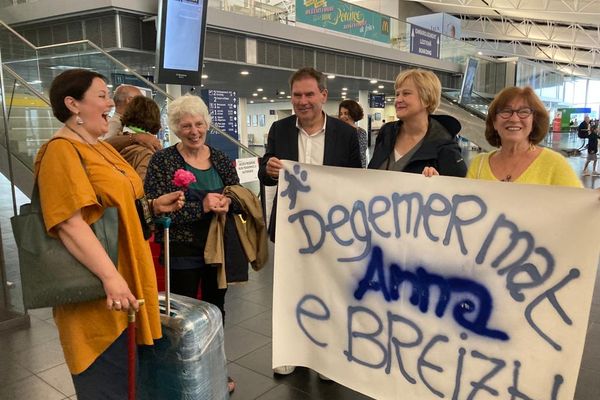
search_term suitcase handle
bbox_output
[155,217,172,315]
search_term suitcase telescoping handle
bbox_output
[155,216,172,316]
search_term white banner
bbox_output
[273,161,600,400]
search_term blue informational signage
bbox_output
[369,93,385,108]
[410,25,440,59]
[200,89,239,161]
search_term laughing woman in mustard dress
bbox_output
[37,69,184,399]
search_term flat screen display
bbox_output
[369,93,385,109]
[156,0,208,85]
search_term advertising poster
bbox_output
[296,0,390,44]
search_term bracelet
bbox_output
[149,198,156,216]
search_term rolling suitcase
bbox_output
[138,217,229,399]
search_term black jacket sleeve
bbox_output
[258,120,279,186]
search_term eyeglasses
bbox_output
[497,108,534,119]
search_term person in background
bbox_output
[106,96,162,180]
[40,68,184,399]
[104,85,162,153]
[338,99,368,167]
[105,84,142,138]
[368,69,467,177]
[144,94,241,393]
[582,123,599,176]
[466,86,582,187]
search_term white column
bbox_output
[238,97,248,147]
[358,89,370,131]
[165,85,183,145]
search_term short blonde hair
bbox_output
[394,69,441,114]
[167,94,212,134]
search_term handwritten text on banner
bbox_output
[272,161,600,400]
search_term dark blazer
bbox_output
[258,114,362,240]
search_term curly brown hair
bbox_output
[121,96,161,135]
[485,86,549,147]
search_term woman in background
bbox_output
[39,68,184,399]
[338,99,368,167]
[368,69,467,177]
[106,95,162,180]
[467,86,582,187]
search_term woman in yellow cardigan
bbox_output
[465,86,582,187]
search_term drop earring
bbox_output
[76,114,84,125]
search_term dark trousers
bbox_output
[72,330,134,400]
[170,267,227,323]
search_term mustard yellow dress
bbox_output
[35,138,162,374]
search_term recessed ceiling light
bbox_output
[372,90,378,93]
[107,84,113,88]
[250,100,254,104]
[327,74,335,79]
[124,69,129,72]
[278,91,285,95]
[342,87,348,91]
[342,92,347,96]
[378,85,384,89]
[270,99,275,102]
[240,71,249,75]
[286,95,291,99]
[478,51,482,55]
[252,93,258,97]
[201,84,204,87]
[257,88,263,92]
[370,79,378,84]
[262,96,267,100]
[201,74,208,79]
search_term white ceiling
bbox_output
[407,0,600,77]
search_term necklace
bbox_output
[64,124,126,175]
[497,144,535,182]
[63,124,139,198]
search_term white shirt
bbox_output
[296,114,326,165]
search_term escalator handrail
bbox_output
[0,20,37,50]
[2,64,51,107]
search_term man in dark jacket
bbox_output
[258,67,362,242]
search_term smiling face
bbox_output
[68,77,114,137]
[175,113,208,151]
[291,77,327,128]
[394,78,428,122]
[338,107,354,125]
[493,97,534,147]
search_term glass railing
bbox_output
[1,20,259,184]
[1,64,59,171]
[208,0,480,66]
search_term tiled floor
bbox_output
[1,131,599,399]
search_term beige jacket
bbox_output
[204,185,269,288]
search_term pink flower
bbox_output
[172,169,196,189]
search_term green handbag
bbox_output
[10,139,119,309]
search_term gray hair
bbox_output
[113,84,142,107]
[167,94,212,134]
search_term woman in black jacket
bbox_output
[368,69,467,177]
